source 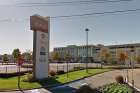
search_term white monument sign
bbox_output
[30,14,50,79]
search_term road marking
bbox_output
[31,89,40,93]
[81,83,88,86]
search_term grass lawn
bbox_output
[0,76,41,90]
[55,69,111,83]
[0,69,112,90]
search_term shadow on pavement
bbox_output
[49,86,76,93]
[37,77,61,87]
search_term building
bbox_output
[54,45,78,61]
[53,43,140,63]
[54,45,99,62]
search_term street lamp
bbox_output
[125,45,129,83]
[85,28,89,73]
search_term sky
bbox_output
[0,0,140,54]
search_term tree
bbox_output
[109,57,118,65]
[52,52,60,72]
[100,47,111,63]
[3,54,9,73]
[3,54,9,64]
[12,49,21,63]
[22,52,32,63]
[64,53,71,61]
[135,56,140,64]
[52,52,60,61]
[117,50,128,65]
[64,53,71,78]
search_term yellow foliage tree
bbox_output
[117,50,128,64]
[100,47,111,63]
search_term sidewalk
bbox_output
[50,70,124,93]
[0,89,52,93]
[50,69,140,93]
[127,69,140,90]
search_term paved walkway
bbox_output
[50,69,140,93]
[127,69,140,90]
[1,69,140,93]
[50,70,124,93]
[0,89,51,93]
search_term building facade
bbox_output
[53,43,140,62]
[54,45,100,62]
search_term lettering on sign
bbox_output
[40,46,46,55]
[30,15,49,33]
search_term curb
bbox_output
[128,82,140,93]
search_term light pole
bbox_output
[125,45,129,83]
[66,53,69,78]
[85,28,89,73]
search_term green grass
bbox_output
[55,69,111,83]
[0,69,111,90]
[100,83,133,93]
[0,76,41,90]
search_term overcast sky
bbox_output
[0,0,140,54]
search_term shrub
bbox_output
[110,61,117,65]
[0,71,26,78]
[23,73,35,82]
[21,64,33,68]
[76,85,101,93]
[56,70,65,75]
[49,70,56,76]
[100,83,133,93]
[74,67,85,71]
[115,75,124,84]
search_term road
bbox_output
[0,65,31,73]
[49,63,101,72]
[0,63,101,73]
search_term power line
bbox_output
[51,8,140,19]
[19,0,132,5]
[0,8,140,22]
[0,0,133,7]
[18,0,133,7]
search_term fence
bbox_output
[49,63,102,72]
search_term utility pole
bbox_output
[85,28,89,73]
[125,45,129,83]
[130,46,135,93]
